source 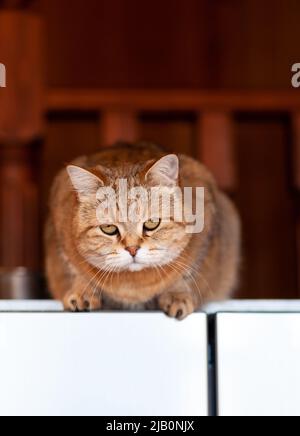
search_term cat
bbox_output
[45,142,241,320]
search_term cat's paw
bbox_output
[63,289,102,312]
[158,292,195,320]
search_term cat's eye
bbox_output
[100,225,119,236]
[144,219,161,232]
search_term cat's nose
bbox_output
[125,246,140,257]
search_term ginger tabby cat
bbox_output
[46,143,240,320]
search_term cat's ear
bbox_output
[145,154,179,187]
[67,165,104,199]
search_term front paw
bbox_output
[158,292,195,320]
[63,289,102,312]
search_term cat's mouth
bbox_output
[116,256,158,273]
[88,248,173,273]
[125,255,150,272]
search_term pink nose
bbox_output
[125,246,140,257]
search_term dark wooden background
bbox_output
[1,0,300,299]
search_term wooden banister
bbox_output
[47,89,300,112]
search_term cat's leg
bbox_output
[158,280,198,320]
[63,275,102,312]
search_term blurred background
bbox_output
[0,0,300,300]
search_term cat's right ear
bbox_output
[67,165,104,199]
[145,154,179,187]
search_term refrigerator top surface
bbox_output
[1,299,300,313]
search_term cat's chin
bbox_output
[127,263,146,272]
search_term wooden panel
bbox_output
[235,115,297,299]
[101,111,139,145]
[0,1,36,8]
[42,113,100,218]
[35,0,300,89]
[296,219,300,297]
[292,113,300,190]
[207,0,300,89]
[39,0,209,88]
[0,11,44,142]
[0,144,40,270]
[292,113,300,294]
[197,112,236,191]
[0,8,44,298]
[140,112,195,156]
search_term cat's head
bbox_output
[67,155,191,273]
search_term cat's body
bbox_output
[46,143,240,319]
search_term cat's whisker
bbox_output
[99,265,119,300]
[160,261,201,303]
[95,266,112,290]
[154,265,166,286]
[176,255,214,298]
[79,267,104,301]
[181,251,217,288]
[90,266,112,304]
[91,267,110,304]
[169,260,204,305]
[180,251,214,273]
[66,248,106,272]
[173,258,212,302]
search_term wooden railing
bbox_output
[47,88,300,192]
[47,89,300,111]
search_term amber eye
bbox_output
[100,225,119,236]
[144,219,161,232]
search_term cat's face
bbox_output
[68,155,191,273]
[80,217,188,273]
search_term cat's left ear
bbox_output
[145,154,179,187]
[67,165,104,199]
